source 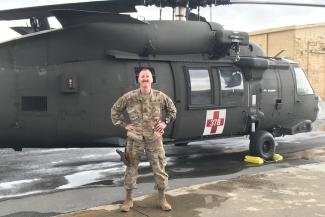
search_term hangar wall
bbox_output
[250,23,325,99]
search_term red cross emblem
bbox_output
[206,111,225,134]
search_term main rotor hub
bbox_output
[144,0,231,9]
[175,6,187,20]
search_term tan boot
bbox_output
[120,189,133,212]
[158,190,172,211]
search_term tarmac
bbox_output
[55,160,325,217]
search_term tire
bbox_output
[249,130,275,160]
[175,142,188,146]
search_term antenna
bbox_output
[198,6,200,21]
[175,6,187,20]
[210,4,212,22]
[159,0,162,20]
[274,49,286,58]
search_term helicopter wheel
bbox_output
[249,130,275,160]
[175,142,188,146]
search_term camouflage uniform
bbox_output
[111,89,177,190]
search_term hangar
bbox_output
[250,23,325,99]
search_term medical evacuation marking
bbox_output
[203,109,226,135]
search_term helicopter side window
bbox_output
[218,68,244,106]
[219,69,244,91]
[294,67,314,95]
[188,69,212,105]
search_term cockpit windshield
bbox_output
[294,67,314,95]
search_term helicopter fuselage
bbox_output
[0,20,319,149]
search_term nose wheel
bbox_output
[249,130,276,160]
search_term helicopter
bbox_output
[0,0,322,160]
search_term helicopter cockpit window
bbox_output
[188,69,212,105]
[219,69,244,90]
[294,67,314,95]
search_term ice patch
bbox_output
[0,190,43,200]
[242,207,261,211]
[300,162,325,172]
[58,167,122,189]
[298,192,315,196]
[81,152,116,159]
[81,154,100,159]
[75,162,121,171]
[51,160,64,164]
[27,149,70,154]
[170,168,195,173]
[0,179,39,189]
[304,199,317,203]
[139,161,150,167]
[273,189,296,196]
[276,131,325,143]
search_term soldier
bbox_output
[111,67,177,212]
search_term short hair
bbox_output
[137,67,153,75]
[135,67,156,83]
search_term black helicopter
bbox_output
[0,0,321,160]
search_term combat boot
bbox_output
[120,189,133,212]
[158,190,172,211]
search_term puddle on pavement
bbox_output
[199,174,275,192]
[166,151,248,179]
[57,173,280,217]
[132,191,228,217]
[79,145,325,189]
[1,212,61,217]
[169,168,195,173]
[133,174,274,217]
[78,150,250,189]
[286,148,325,161]
[84,179,114,186]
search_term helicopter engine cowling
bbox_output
[45,20,250,64]
[210,28,249,59]
[133,21,249,59]
[2,19,251,66]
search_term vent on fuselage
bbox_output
[21,96,47,111]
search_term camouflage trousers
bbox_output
[124,137,168,191]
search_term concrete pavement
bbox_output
[55,160,325,217]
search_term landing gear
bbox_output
[249,130,275,160]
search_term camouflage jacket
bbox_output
[111,89,177,141]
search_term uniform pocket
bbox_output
[127,106,141,121]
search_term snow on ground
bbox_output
[0,102,324,200]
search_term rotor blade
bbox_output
[144,0,325,8]
[51,9,146,27]
[0,0,144,21]
[228,1,325,8]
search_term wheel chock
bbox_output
[273,153,284,161]
[244,155,264,164]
